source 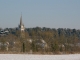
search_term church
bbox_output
[18,14,25,32]
[18,14,25,39]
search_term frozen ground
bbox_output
[0,54,80,60]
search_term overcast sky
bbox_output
[0,0,80,29]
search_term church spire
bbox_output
[20,13,22,25]
[19,13,25,32]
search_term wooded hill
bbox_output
[0,27,80,54]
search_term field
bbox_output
[0,54,80,60]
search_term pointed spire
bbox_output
[19,13,25,32]
[20,13,22,25]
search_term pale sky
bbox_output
[0,0,80,29]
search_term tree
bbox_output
[22,42,25,52]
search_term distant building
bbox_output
[18,14,25,39]
[18,14,25,32]
[0,29,9,36]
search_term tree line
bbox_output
[0,27,80,54]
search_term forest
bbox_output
[0,27,80,54]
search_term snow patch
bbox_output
[0,54,80,60]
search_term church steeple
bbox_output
[19,13,25,32]
[20,13,22,25]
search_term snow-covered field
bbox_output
[0,54,80,60]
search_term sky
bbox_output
[0,0,80,29]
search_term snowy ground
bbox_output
[0,54,80,60]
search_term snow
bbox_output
[0,54,80,60]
